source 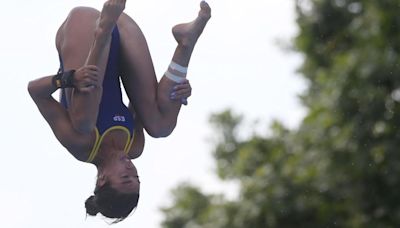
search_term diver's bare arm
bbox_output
[27,75,93,158]
[27,75,57,100]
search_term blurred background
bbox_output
[2,0,399,227]
[160,1,400,227]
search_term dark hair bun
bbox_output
[85,195,100,216]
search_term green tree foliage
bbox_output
[161,1,400,227]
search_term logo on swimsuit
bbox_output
[113,115,126,122]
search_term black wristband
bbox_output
[52,70,75,89]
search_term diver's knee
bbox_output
[63,6,100,32]
[67,6,100,20]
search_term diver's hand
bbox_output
[100,0,126,31]
[170,79,192,105]
[73,65,100,92]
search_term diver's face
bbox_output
[106,155,140,194]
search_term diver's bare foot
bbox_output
[98,0,126,35]
[172,1,212,48]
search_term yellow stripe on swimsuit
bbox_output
[87,126,135,163]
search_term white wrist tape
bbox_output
[165,61,188,83]
[169,61,188,73]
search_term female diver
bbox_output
[28,0,211,223]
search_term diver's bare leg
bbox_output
[118,1,211,136]
[56,1,125,134]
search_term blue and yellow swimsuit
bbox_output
[60,27,135,162]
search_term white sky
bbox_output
[0,0,305,227]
